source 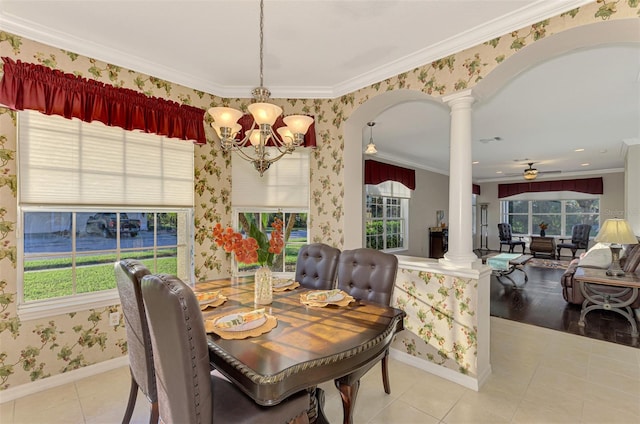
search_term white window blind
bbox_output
[366,181,412,198]
[232,149,310,208]
[18,110,194,207]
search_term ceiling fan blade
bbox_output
[538,170,562,174]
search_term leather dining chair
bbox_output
[113,259,158,424]
[498,223,526,254]
[294,243,341,290]
[140,273,310,424]
[336,248,398,394]
[557,224,592,259]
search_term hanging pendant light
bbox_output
[207,0,313,176]
[364,122,378,155]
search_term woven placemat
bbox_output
[300,290,355,307]
[205,314,277,340]
[199,295,227,310]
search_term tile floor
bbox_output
[1,317,639,423]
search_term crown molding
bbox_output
[1,0,594,99]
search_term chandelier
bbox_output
[364,122,377,154]
[207,0,313,176]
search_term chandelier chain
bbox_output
[258,0,264,88]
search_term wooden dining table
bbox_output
[198,276,405,424]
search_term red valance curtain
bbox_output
[473,184,481,195]
[0,57,206,144]
[365,160,416,190]
[498,177,603,198]
[238,114,316,147]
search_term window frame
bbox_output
[365,193,409,253]
[500,197,600,237]
[232,207,309,276]
[17,206,193,321]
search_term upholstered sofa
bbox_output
[561,243,640,307]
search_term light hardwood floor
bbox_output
[1,317,639,423]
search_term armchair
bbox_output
[556,224,592,259]
[498,223,526,254]
[337,248,398,394]
[294,243,340,290]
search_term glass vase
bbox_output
[254,265,273,305]
[540,230,546,237]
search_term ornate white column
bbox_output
[624,139,640,236]
[440,90,480,269]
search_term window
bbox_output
[365,181,410,251]
[233,210,308,274]
[501,198,600,236]
[18,111,194,319]
[231,150,310,275]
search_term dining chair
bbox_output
[294,243,341,290]
[336,248,398,394]
[556,224,592,259]
[497,223,526,254]
[140,273,310,424]
[113,259,158,424]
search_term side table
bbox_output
[574,268,640,338]
[529,236,556,259]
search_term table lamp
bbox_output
[594,218,639,276]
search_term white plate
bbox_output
[273,279,294,289]
[215,313,267,332]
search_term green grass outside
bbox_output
[24,238,308,301]
[24,253,177,301]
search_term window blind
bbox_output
[232,149,309,208]
[19,110,194,207]
[366,181,412,199]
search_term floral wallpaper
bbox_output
[392,268,479,376]
[0,1,637,390]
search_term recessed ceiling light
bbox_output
[581,163,590,166]
[574,148,585,152]
[472,161,479,164]
[496,171,503,174]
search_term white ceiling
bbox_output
[1,0,638,182]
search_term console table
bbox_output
[574,268,640,338]
[529,236,556,259]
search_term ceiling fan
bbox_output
[504,162,562,180]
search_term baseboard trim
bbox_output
[390,348,490,391]
[0,356,129,403]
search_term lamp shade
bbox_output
[248,102,283,126]
[594,219,638,244]
[211,122,241,139]
[208,107,243,127]
[276,126,294,145]
[523,169,538,180]
[364,143,377,154]
[283,115,313,135]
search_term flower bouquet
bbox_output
[538,222,548,236]
[213,218,284,304]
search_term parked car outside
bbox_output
[85,212,140,238]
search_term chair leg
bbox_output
[557,247,562,259]
[149,401,159,424]
[122,370,139,424]
[381,349,391,394]
[571,248,577,259]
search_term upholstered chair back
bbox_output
[623,243,640,273]
[295,243,341,290]
[114,260,156,405]
[570,224,592,249]
[498,223,513,241]
[337,248,398,306]
[141,274,213,424]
